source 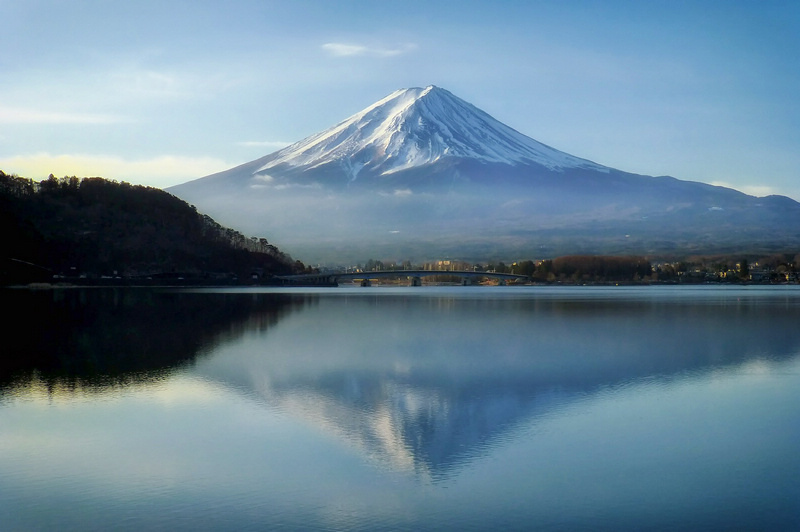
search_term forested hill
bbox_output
[1,171,308,285]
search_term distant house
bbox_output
[749,268,770,282]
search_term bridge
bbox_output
[275,270,529,287]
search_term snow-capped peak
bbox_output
[255,85,607,180]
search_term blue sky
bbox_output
[1,0,798,199]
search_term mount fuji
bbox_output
[168,86,800,263]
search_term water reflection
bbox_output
[4,286,800,483]
[187,288,800,478]
[0,288,300,394]
[4,286,800,530]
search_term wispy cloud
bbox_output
[322,42,417,58]
[238,140,292,150]
[252,174,274,183]
[0,106,131,125]
[711,181,776,198]
[113,69,186,99]
[377,188,414,198]
[109,65,239,101]
[269,183,321,190]
[0,153,231,188]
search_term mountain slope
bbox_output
[168,86,800,263]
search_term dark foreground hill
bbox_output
[1,172,306,285]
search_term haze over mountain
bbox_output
[168,86,800,263]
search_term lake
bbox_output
[2,285,799,531]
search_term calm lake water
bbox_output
[2,285,800,531]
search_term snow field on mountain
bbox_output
[256,86,607,180]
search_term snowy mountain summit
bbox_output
[257,85,606,181]
[174,85,610,194]
[169,86,800,263]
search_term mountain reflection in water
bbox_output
[3,286,800,482]
[190,288,800,479]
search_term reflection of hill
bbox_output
[0,288,300,391]
[193,292,800,479]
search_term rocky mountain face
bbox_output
[168,86,800,263]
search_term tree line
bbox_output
[1,171,309,284]
[355,255,653,283]
[355,253,799,284]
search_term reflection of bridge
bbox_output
[276,270,529,286]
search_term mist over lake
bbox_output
[2,285,799,530]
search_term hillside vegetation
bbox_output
[1,171,307,285]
